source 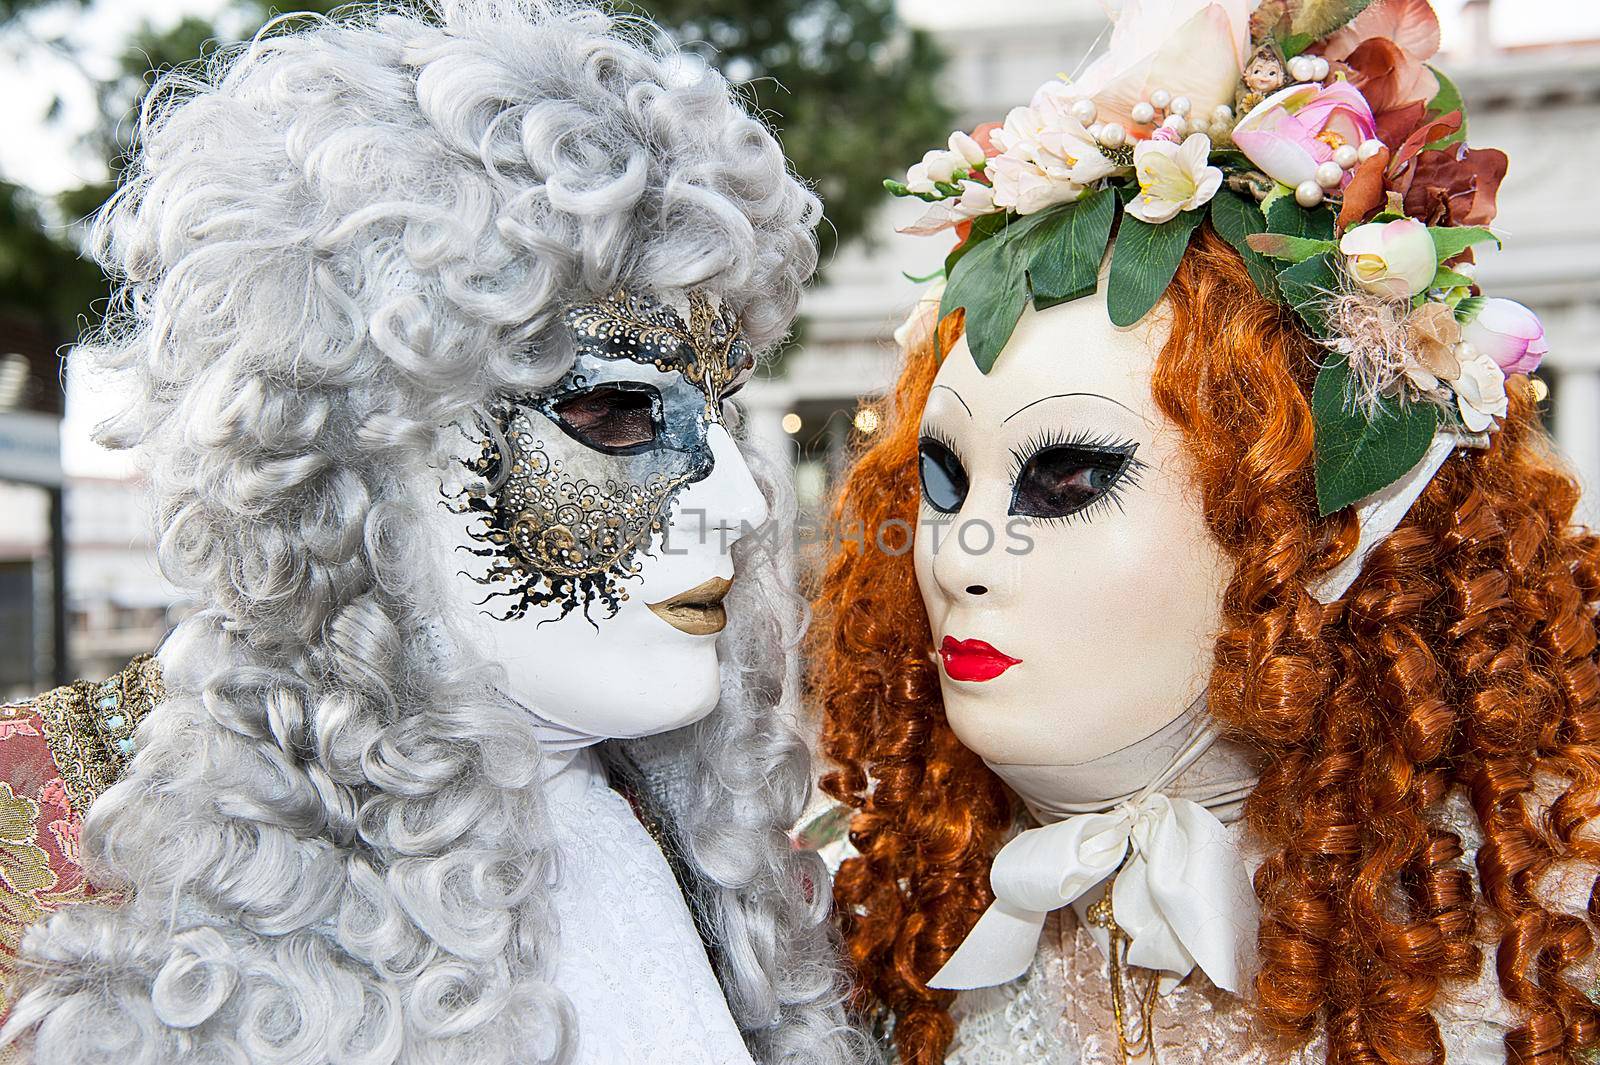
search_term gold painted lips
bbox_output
[647,576,732,636]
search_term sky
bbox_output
[3,0,1598,476]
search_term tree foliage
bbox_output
[0,0,948,370]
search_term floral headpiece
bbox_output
[889,0,1546,517]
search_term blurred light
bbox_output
[854,408,881,435]
[781,412,803,434]
[0,354,28,411]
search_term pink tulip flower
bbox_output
[1232,82,1378,190]
[1464,298,1548,376]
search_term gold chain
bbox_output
[1085,883,1162,1064]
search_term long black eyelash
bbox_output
[1009,427,1148,527]
[920,423,964,463]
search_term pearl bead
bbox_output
[1295,181,1325,208]
[1150,88,1172,110]
[1097,123,1128,148]
[1071,98,1098,125]
[1288,55,1316,82]
[1311,57,1331,81]
[1358,138,1386,162]
[1162,114,1189,136]
[1188,115,1211,135]
[1333,144,1360,169]
[1169,95,1192,116]
[1211,105,1234,127]
[1131,101,1157,125]
[1315,161,1344,188]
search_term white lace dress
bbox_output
[942,787,1595,1065]
[542,745,755,1065]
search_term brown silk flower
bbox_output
[1406,301,1463,381]
[1335,107,1505,230]
[1398,143,1509,226]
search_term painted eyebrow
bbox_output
[1002,392,1141,424]
[931,384,972,417]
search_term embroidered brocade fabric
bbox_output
[0,655,164,1034]
[942,785,1591,1065]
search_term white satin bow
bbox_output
[927,787,1258,992]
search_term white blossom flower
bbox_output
[904,132,992,195]
[1453,344,1509,433]
[1126,133,1223,224]
[898,180,1000,236]
[1066,0,1254,134]
[987,95,1118,215]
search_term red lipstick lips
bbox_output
[939,636,1023,683]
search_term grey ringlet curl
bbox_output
[1,2,868,1062]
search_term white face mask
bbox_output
[912,286,1231,766]
[428,289,770,740]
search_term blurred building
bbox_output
[746,0,1600,557]
[0,473,175,698]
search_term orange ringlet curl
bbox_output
[815,226,1600,1064]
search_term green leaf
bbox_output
[1282,0,1377,56]
[1430,226,1499,263]
[1431,266,1474,291]
[901,267,945,284]
[940,218,1031,372]
[1210,190,1279,301]
[1425,67,1468,149]
[1261,183,1294,216]
[1025,188,1115,308]
[1313,357,1439,516]
[1106,208,1207,328]
[945,211,1010,276]
[1277,252,1340,337]
[1266,196,1337,242]
[1246,233,1338,263]
[937,194,1120,371]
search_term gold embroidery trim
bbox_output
[30,654,165,815]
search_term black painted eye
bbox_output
[1011,444,1134,520]
[918,434,969,514]
[552,385,660,453]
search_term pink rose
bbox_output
[1232,82,1377,190]
[1464,298,1548,376]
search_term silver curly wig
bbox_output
[3,2,866,1062]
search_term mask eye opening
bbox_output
[918,428,969,515]
[550,382,663,455]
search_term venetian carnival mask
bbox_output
[913,287,1232,767]
[429,288,770,739]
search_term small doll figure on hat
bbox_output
[1237,39,1288,114]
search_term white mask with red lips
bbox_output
[913,283,1232,768]
[430,288,770,742]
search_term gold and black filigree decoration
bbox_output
[447,287,751,622]
[565,289,753,419]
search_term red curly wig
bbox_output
[815,226,1600,1065]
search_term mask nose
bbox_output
[669,424,770,551]
[928,515,1015,606]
